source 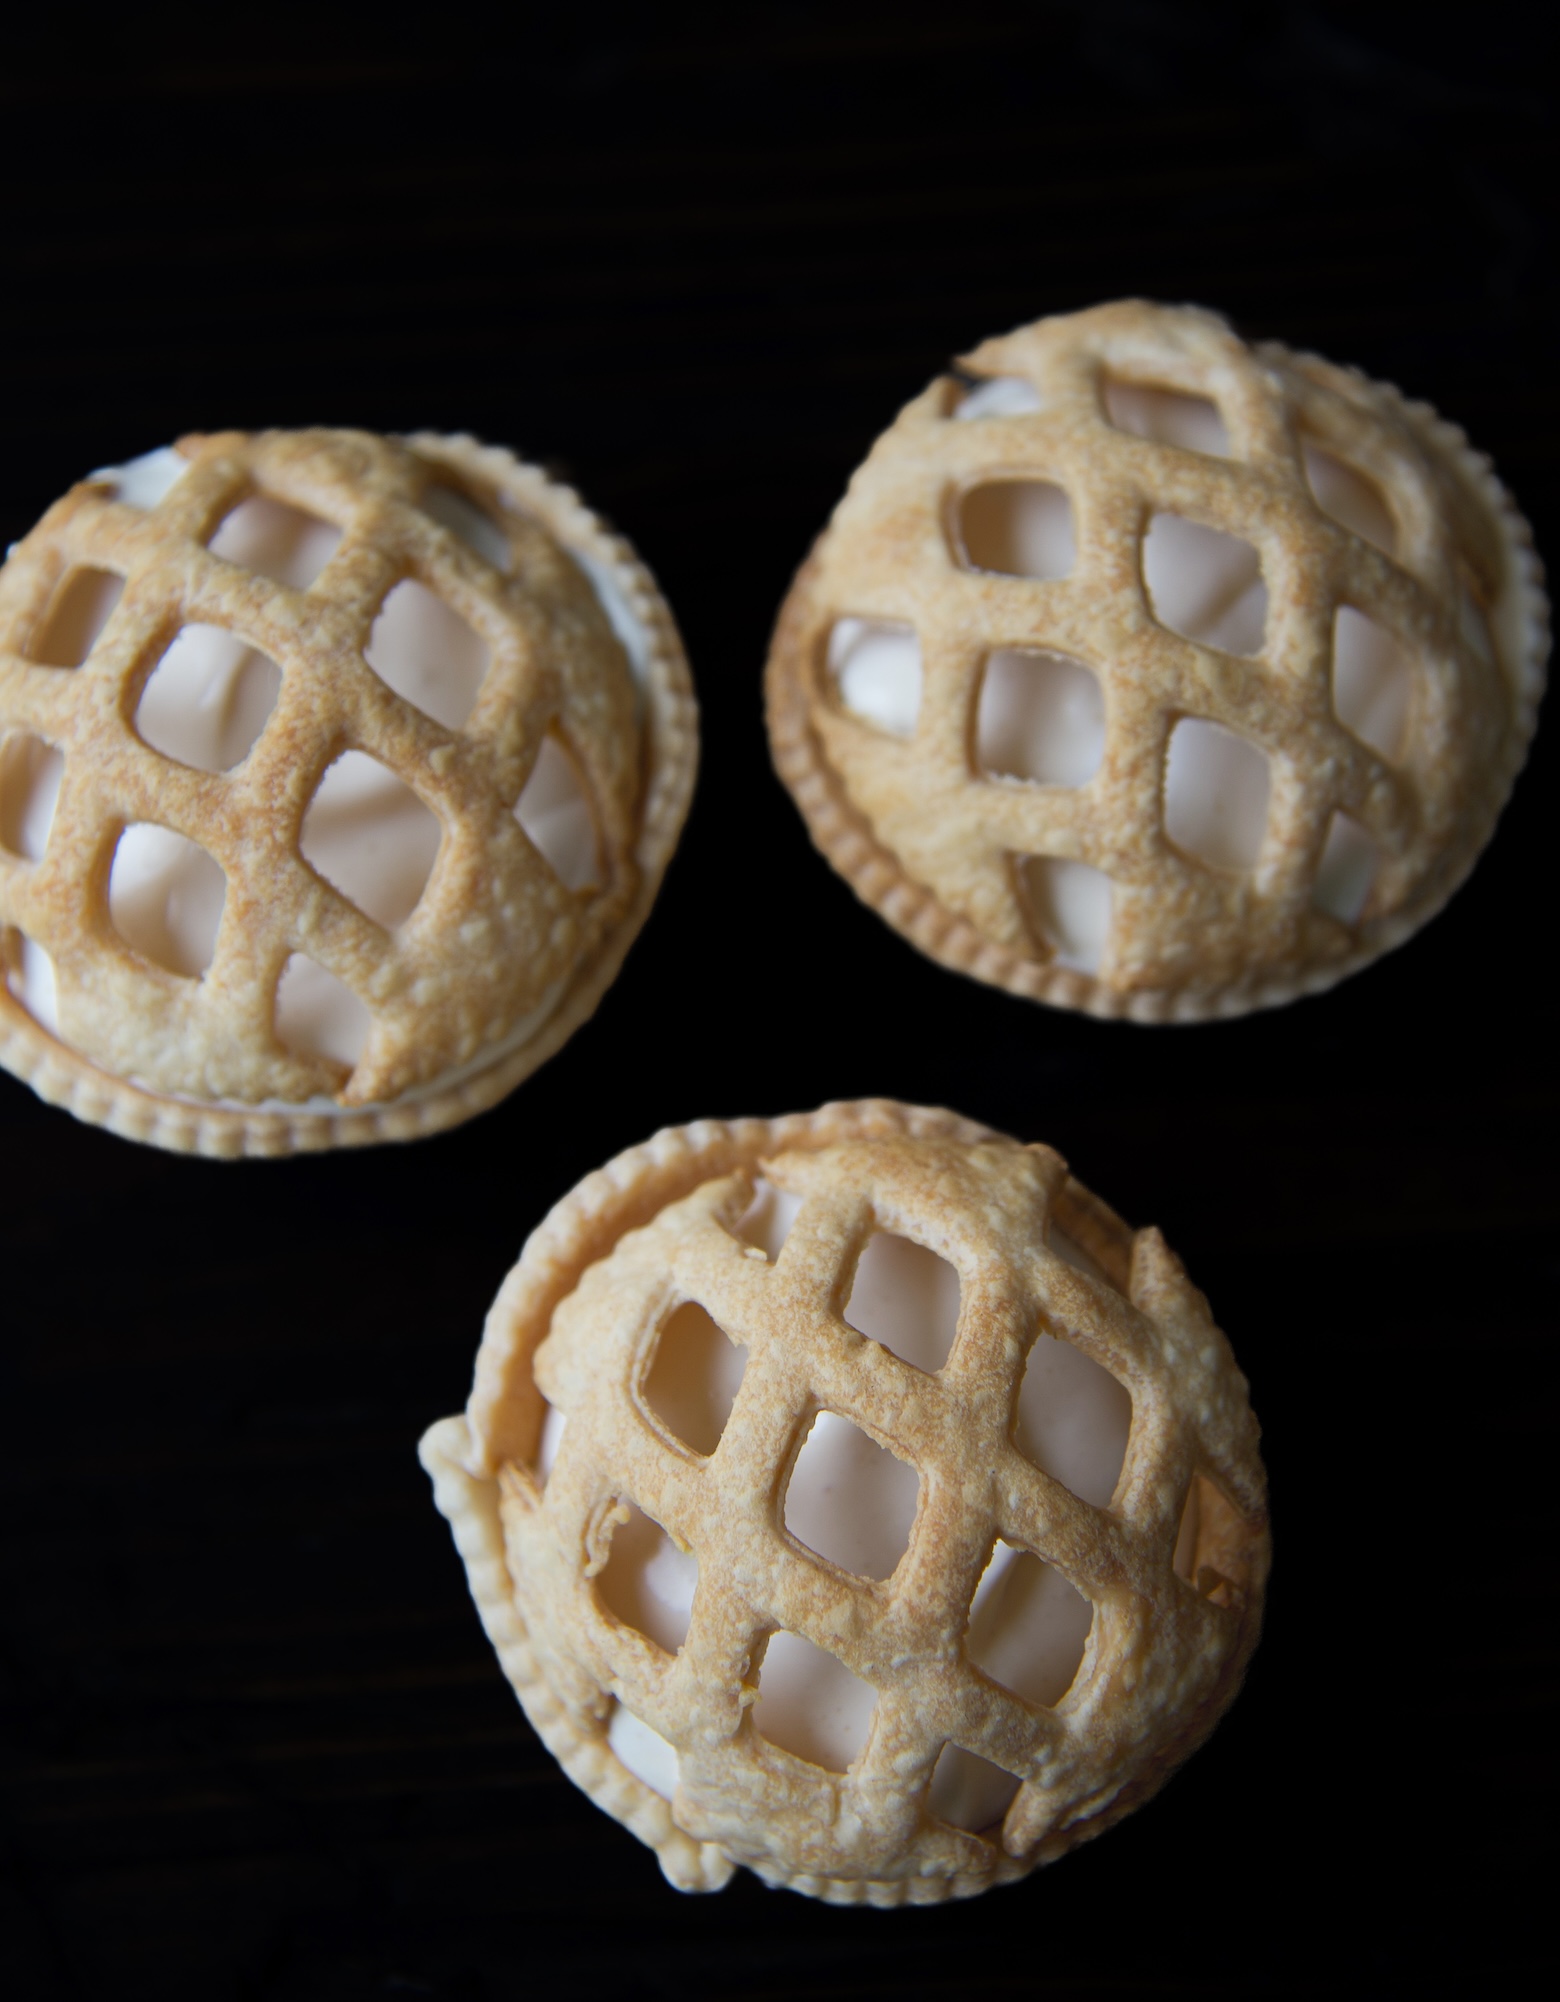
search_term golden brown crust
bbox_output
[421,1100,1269,1903]
[766,301,1548,1020]
[0,430,697,1153]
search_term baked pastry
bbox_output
[0,429,696,1153]
[766,301,1548,1019]
[421,1099,1269,1904]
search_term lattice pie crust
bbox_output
[421,1100,1269,1904]
[0,430,696,1153]
[766,301,1548,1019]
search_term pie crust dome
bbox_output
[421,1099,1269,1904]
[0,429,697,1154]
[765,300,1548,1020]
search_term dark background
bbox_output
[2,5,1556,1996]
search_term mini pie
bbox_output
[766,300,1549,1020]
[0,429,696,1154]
[421,1099,1269,1905]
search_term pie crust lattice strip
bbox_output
[0,429,697,1153]
[766,300,1548,1020]
[421,1100,1269,1904]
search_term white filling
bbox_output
[365,580,490,731]
[135,626,281,773]
[273,954,373,1067]
[1019,855,1114,974]
[827,618,922,738]
[0,734,64,860]
[607,1700,680,1798]
[753,1630,877,1772]
[958,481,1075,581]
[1333,607,1414,761]
[735,1176,804,1260]
[977,648,1105,787]
[844,1232,960,1372]
[514,736,599,892]
[598,1502,697,1654]
[108,824,226,977]
[784,1412,920,1581]
[299,751,442,929]
[954,376,1044,421]
[1314,812,1379,924]
[420,484,513,572]
[927,1743,1021,1833]
[1163,717,1270,873]
[14,935,58,1033]
[1103,378,1230,457]
[29,567,124,668]
[90,445,191,510]
[1143,513,1267,656]
[208,495,342,590]
[1302,441,1396,556]
[643,1300,746,1458]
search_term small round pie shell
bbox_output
[421,1099,1269,1904]
[766,300,1549,1020]
[0,431,697,1154]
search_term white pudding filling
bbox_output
[958,480,1076,581]
[828,617,922,738]
[546,1183,1132,1822]
[2,445,646,1101]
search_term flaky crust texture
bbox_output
[0,429,697,1153]
[421,1100,1269,1904]
[766,300,1549,1020]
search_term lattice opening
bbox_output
[1017,855,1114,974]
[536,1403,566,1483]
[300,751,441,928]
[1313,812,1379,925]
[843,1232,960,1373]
[954,375,1044,421]
[753,1630,876,1773]
[364,579,490,731]
[1332,607,1414,762]
[976,648,1105,787]
[956,480,1076,581]
[928,1743,1021,1834]
[135,625,282,773]
[1102,378,1230,457]
[5,931,58,1032]
[597,1502,697,1654]
[0,734,64,861]
[1046,1220,1118,1291]
[966,1540,1093,1707]
[643,1300,746,1459]
[1014,1334,1132,1509]
[26,566,124,668]
[785,1412,919,1580]
[733,1177,804,1261]
[1164,718,1270,873]
[108,824,226,977]
[1302,440,1396,557]
[1458,573,1496,669]
[1173,1472,1252,1609]
[514,733,600,891]
[208,495,342,590]
[608,1700,679,1801]
[1143,514,1267,656]
[420,483,513,572]
[95,445,190,510]
[273,954,372,1068]
[826,617,922,739]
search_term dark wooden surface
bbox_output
[2,8,1556,1996]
